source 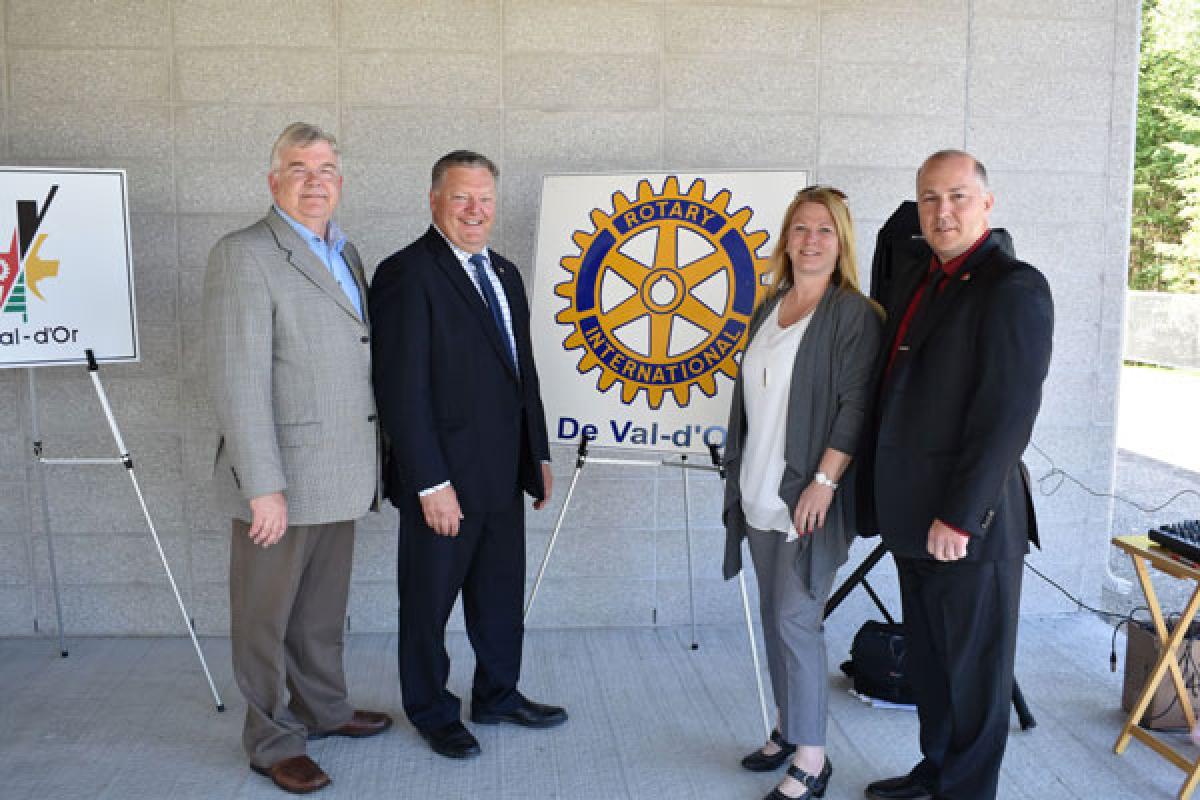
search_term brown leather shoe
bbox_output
[251,755,330,794]
[309,709,393,740]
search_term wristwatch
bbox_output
[813,471,838,490]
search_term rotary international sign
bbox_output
[531,171,806,454]
[0,168,138,369]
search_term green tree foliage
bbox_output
[1131,0,1200,292]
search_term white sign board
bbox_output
[0,168,138,368]
[531,171,807,454]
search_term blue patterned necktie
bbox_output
[468,253,517,370]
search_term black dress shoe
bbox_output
[765,758,832,800]
[471,698,567,728]
[418,721,481,759]
[865,772,934,800]
[740,729,797,772]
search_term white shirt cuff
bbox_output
[418,480,451,497]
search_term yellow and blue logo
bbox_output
[555,176,769,409]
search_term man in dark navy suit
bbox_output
[370,150,565,760]
[860,150,1053,800]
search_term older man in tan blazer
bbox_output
[204,122,390,795]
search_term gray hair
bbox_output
[269,122,340,173]
[431,150,499,190]
[917,149,989,189]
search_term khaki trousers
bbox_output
[230,519,355,768]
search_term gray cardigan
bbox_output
[721,283,883,587]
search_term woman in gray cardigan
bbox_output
[722,186,882,800]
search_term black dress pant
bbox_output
[896,555,1023,800]
[397,494,526,731]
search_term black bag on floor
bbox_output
[840,620,914,704]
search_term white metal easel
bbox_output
[524,434,770,737]
[28,349,224,711]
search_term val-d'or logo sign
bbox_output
[0,186,60,323]
[0,168,137,370]
[555,176,770,409]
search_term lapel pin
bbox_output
[960,274,971,281]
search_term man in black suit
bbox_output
[370,150,565,760]
[861,150,1053,800]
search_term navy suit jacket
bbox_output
[859,234,1054,562]
[369,226,551,511]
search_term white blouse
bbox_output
[738,302,813,539]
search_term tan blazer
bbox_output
[203,208,380,525]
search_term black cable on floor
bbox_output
[1028,441,1200,513]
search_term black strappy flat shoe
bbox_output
[763,757,832,800]
[740,729,797,772]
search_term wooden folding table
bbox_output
[1113,534,1200,799]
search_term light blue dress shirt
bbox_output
[274,205,363,319]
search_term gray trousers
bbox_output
[230,519,356,768]
[746,526,836,746]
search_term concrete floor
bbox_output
[2,364,1194,799]
[0,610,1187,800]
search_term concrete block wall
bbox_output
[0,0,1137,636]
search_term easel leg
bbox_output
[824,541,890,620]
[681,454,698,649]
[126,466,225,711]
[1012,681,1036,730]
[524,460,585,624]
[27,370,67,657]
[82,360,224,711]
[36,353,223,709]
[739,570,771,740]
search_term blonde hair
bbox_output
[764,186,864,301]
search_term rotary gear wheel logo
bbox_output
[555,176,769,409]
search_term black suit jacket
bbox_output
[369,226,551,511]
[859,234,1054,561]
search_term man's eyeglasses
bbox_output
[281,165,341,183]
